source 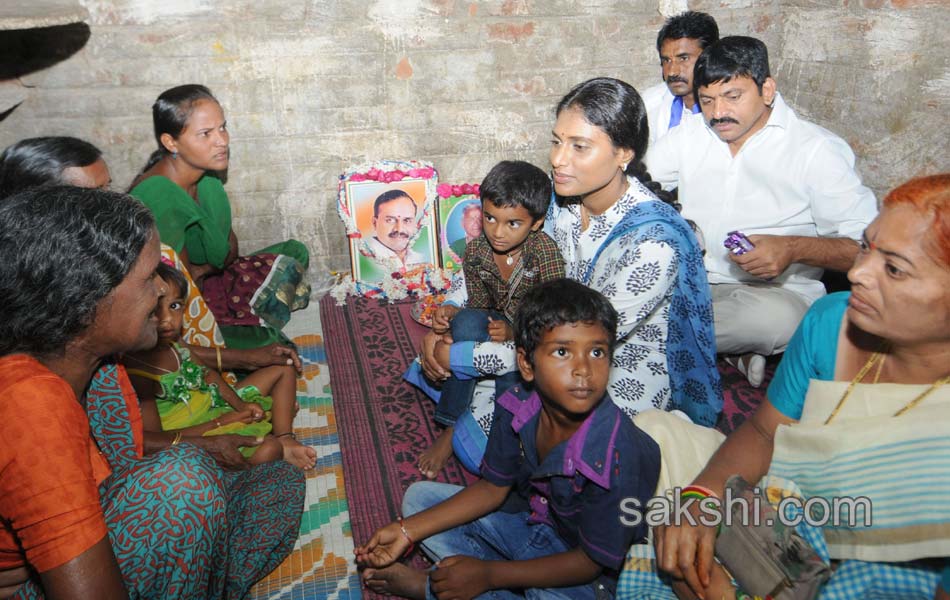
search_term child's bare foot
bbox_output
[278,434,317,469]
[362,563,426,599]
[417,426,454,479]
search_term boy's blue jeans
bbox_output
[434,309,520,427]
[402,481,612,599]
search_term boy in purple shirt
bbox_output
[357,278,660,599]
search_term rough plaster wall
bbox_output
[774,0,949,199]
[1,0,944,274]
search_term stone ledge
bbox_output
[0,0,88,31]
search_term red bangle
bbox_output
[398,517,415,558]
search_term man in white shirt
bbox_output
[367,189,425,267]
[646,36,877,386]
[641,11,719,147]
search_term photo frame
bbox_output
[435,183,481,273]
[337,160,439,293]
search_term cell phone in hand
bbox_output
[724,231,755,255]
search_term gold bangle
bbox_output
[171,431,183,446]
[215,346,223,373]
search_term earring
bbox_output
[621,162,628,172]
[171,151,178,159]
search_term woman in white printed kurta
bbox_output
[550,179,677,416]
[463,179,687,421]
[418,78,719,460]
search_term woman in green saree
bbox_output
[130,84,310,349]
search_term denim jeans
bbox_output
[402,481,613,599]
[434,309,520,427]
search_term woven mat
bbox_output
[248,301,361,600]
[318,294,773,598]
[320,296,479,599]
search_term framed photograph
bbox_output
[435,183,481,273]
[337,160,439,290]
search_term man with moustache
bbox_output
[367,189,425,267]
[646,36,877,387]
[641,11,719,146]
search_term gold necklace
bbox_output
[824,351,950,424]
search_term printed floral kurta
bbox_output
[459,178,677,423]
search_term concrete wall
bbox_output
[772,0,949,199]
[1,0,946,275]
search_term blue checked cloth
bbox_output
[617,476,943,599]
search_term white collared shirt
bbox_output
[366,235,425,268]
[642,82,675,147]
[645,93,878,303]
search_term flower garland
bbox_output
[436,182,481,270]
[333,160,447,302]
[337,159,437,238]
[329,264,452,306]
[436,182,480,200]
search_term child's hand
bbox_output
[354,522,410,568]
[240,402,265,422]
[430,556,491,600]
[487,318,513,342]
[432,305,460,334]
[220,408,259,426]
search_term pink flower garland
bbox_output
[436,182,480,198]
[349,166,436,184]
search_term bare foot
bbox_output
[418,426,454,479]
[362,563,427,599]
[278,435,317,469]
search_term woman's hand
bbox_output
[670,560,735,600]
[654,500,718,599]
[233,344,302,374]
[178,246,217,290]
[432,305,460,334]
[652,402,793,598]
[190,434,261,470]
[187,263,217,290]
[420,331,452,382]
[430,556,492,600]
[354,522,410,569]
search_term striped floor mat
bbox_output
[248,302,362,599]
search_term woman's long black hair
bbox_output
[555,77,676,208]
[0,136,103,199]
[136,84,219,176]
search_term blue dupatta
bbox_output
[579,199,722,426]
